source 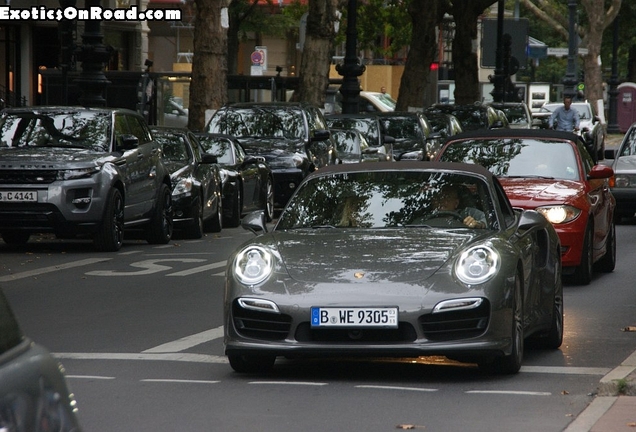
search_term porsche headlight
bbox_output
[234,245,274,285]
[173,177,194,196]
[536,205,581,224]
[455,245,499,285]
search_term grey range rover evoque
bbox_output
[0,106,174,251]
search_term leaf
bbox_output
[621,326,636,332]
[561,390,570,395]
[396,425,426,430]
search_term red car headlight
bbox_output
[536,205,581,224]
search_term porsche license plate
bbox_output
[0,191,37,202]
[311,307,398,328]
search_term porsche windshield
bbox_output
[0,111,111,152]
[276,171,496,230]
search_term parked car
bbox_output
[151,127,222,238]
[194,132,275,226]
[425,103,507,132]
[436,129,616,285]
[329,128,387,163]
[604,123,636,222]
[533,101,606,162]
[0,106,173,251]
[0,287,82,431]
[487,102,534,129]
[160,96,189,128]
[375,111,438,161]
[206,102,337,212]
[325,112,394,161]
[423,112,464,159]
[358,91,397,113]
[225,162,563,374]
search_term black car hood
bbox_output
[0,147,112,168]
[268,229,479,284]
[237,137,309,169]
[238,137,306,157]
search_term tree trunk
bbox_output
[580,0,621,120]
[188,0,229,132]
[395,0,440,111]
[297,0,342,107]
[450,0,496,104]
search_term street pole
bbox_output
[74,0,111,107]
[607,15,620,134]
[490,0,505,103]
[59,0,76,106]
[563,0,578,99]
[336,0,365,114]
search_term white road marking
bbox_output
[167,261,226,276]
[53,352,228,363]
[0,258,112,282]
[212,271,225,276]
[65,375,115,380]
[141,379,220,384]
[520,365,610,375]
[249,381,328,386]
[356,385,438,392]
[85,258,206,276]
[465,390,551,396]
[142,327,224,353]
[118,250,143,255]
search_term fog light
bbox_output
[289,182,296,189]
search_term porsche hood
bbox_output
[265,230,478,284]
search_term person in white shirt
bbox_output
[550,96,580,132]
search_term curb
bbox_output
[597,351,636,397]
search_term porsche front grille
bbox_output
[419,300,490,341]
[232,302,292,340]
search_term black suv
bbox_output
[206,102,337,211]
[0,106,173,251]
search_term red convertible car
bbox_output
[435,129,615,285]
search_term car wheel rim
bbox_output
[114,193,124,247]
[163,190,173,238]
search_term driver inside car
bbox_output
[429,184,487,228]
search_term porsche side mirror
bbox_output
[241,211,268,235]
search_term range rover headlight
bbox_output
[234,245,274,285]
[455,245,499,285]
[536,205,581,224]
[56,167,100,180]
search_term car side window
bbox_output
[0,290,24,355]
[619,127,636,157]
[188,133,202,162]
[114,114,132,148]
[493,180,514,229]
[127,116,149,144]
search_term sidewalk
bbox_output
[563,347,636,431]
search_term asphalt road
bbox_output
[1,217,635,432]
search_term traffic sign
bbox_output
[251,50,263,65]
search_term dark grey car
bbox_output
[0,107,173,251]
[0,288,82,431]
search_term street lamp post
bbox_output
[58,0,76,106]
[563,0,578,99]
[336,0,365,114]
[74,0,111,107]
[607,15,620,134]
